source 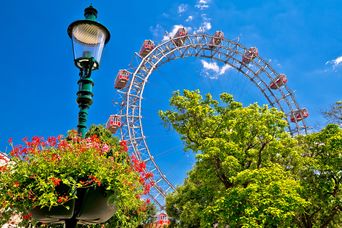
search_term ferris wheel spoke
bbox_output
[108,31,309,209]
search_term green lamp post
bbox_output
[68,5,110,138]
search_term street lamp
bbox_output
[68,5,110,138]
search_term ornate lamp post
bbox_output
[68,5,110,138]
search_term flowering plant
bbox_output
[0,125,154,226]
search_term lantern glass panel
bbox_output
[72,23,107,64]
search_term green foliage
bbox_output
[216,165,307,227]
[297,124,342,227]
[0,125,150,226]
[161,90,342,227]
[97,201,156,228]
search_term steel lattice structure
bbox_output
[114,33,308,209]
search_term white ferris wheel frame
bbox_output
[115,33,308,209]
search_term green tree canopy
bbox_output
[160,90,341,227]
[297,124,342,227]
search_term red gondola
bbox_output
[139,40,155,57]
[173,27,188,47]
[270,74,288,89]
[242,47,258,64]
[209,31,224,48]
[290,109,309,122]
[106,115,122,134]
[114,69,130,89]
[156,212,170,226]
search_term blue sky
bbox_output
[1,0,341,187]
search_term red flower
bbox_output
[20,148,28,155]
[47,136,57,146]
[57,195,69,203]
[10,147,20,157]
[31,136,41,146]
[90,134,100,143]
[22,137,28,143]
[8,137,13,144]
[51,153,61,161]
[57,134,63,141]
[139,176,145,184]
[22,213,32,220]
[13,181,20,188]
[139,162,146,170]
[89,175,101,186]
[58,140,69,150]
[120,140,128,152]
[50,177,61,186]
[144,172,153,179]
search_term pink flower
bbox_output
[102,144,110,153]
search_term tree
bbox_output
[160,90,308,227]
[324,101,342,126]
[296,124,342,227]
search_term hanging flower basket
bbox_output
[0,126,154,227]
[30,198,76,223]
[31,187,116,224]
[76,187,116,224]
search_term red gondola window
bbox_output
[209,31,224,48]
[106,115,122,134]
[114,69,130,89]
[290,109,309,122]
[270,74,288,89]
[242,47,258,64]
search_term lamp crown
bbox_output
[84,5,98,21]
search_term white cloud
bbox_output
[186,15,193,22]
[201,60,219,72]
[150,0,213,42]
[204,21,212,30]
[333,56,342,66]
[193,14,212,33]
[150,24,163,37]
[195,21,212,33]
[201,60,232,79]
[326,56,342,71]
[149,24,166,40]
[178,4,188,14]
[162,25,192,42]
[195,0,210,10]
[219,64,232,75]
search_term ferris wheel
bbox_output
[106,29,309,209]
